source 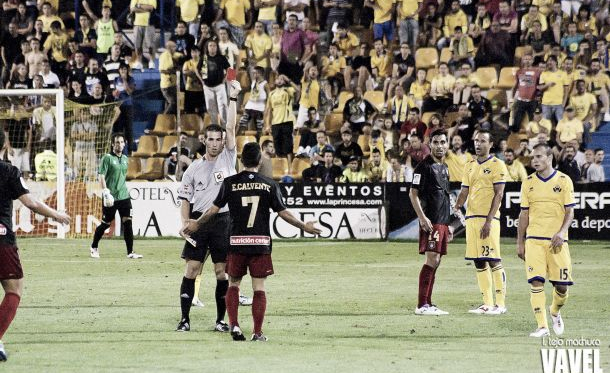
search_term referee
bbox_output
[176,80,244,332]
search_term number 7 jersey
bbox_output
[213,171,288,254]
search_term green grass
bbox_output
[3,238,610,372]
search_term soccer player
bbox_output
[176,81,242,333]
[184,142,321,341]
[0,130,71,361]
[454,130,508,315]
[518,143,575,338]
[410,129,452,316]
[89,134,143,259]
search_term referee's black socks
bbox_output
[216,279,229,323]
[180,277,195,322]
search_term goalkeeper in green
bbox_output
[89,133,143,259]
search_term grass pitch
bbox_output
[3,238,610,372]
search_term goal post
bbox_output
[0,88,119,239]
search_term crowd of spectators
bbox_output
[1,0,608,183]
[0,0,135,180]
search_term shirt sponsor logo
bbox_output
[230,236,271,245]
[412,174,421,185]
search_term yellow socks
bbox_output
[530,286,547,328]
[476,266,494,306]
[194,275,202,300]
[550,288,568,316]
[491,264,506,307]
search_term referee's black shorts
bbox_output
[102,198,132,223]
[181,211,230,263]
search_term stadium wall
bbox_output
[12,182,610,240]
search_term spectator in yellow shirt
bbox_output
[37,2,64,32]
[215,0,251,47]
[333,23,360,58]
[341,155,370,182]
[43,21,68,75]
[555,107,583,149]
[504,148,528,182]
[397,0,421,49]
[574,6,597,36]
[520,4,548,42]
[176,0,204,36]
[370,39,391,95]
[448,27,475,72]
[321,43,346,98]
[585,59,610,121]
[537,55,569,123]
[245,21,273,71]
[445,134,472,182]
[130,0,157,70]
[159,40,180,114]
[364,0,396,43]
[437,0,467,49]
[409,69,430,109]
[296,66,320,128]
[182,46,205,114]
[526,108,552,139]
[569,79,598,142]
[422,62,455,114]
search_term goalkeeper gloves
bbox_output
[102,188,115,207]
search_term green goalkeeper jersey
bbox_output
[99,153,129,201]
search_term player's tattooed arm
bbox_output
[19,193,71,225]
[183,205,221,235]
[278,210,321,235]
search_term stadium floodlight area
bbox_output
[1,88,119,238]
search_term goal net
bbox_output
[0,89,120,239]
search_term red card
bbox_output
[226,67,236,81]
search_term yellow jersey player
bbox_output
[518,143,575,338]
[455,130,508,315]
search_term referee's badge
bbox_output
[413,174,421,185]
[214,171,224,183]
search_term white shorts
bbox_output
[8,148,30,172]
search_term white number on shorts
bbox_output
[241,196,260,228]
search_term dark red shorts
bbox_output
[226,253,274,278]
[0,243,24,280]
[418,224,449,256]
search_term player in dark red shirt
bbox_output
[0,130,70,361]
[409,128,453,316]
[184,142,320,341]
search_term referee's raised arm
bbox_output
[225,81,242,151]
